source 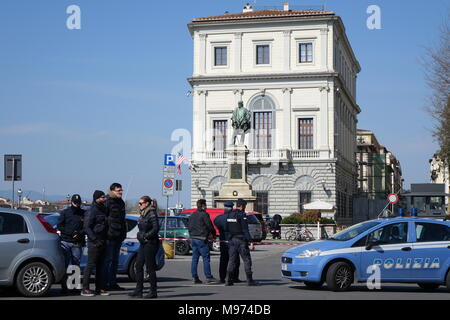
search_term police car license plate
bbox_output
[282,264,288,271]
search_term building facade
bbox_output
[188,3,361,225]
[430,154,449,213]
[356,129,403,200]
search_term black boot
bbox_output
[129,290,143,298]
[144,291,157,299]
[246,273,259,286]
[225,273,234,286]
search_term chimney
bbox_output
[283,2,289,11]
[243,3,253,13]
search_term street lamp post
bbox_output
[17,188,23,208]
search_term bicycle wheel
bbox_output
[285,230,297,241]
[304,230,314,241]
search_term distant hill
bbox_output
[0,190,86,203]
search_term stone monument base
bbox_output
[214,145,256,211]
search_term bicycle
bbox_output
[285,223,315,242]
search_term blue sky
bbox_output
[0,0,448,206]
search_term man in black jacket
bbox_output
[225,199,258,286]
[57,194,85,293]
[187,199,218,284]
[81,190,109,297]
[102,183,127,291]
[214,201,241,284]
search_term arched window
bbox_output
[249,95,276,150]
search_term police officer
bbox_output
[213,201,241,284]
[225,199,258,286]
[57,194,86,293]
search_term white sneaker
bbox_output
[81,290,95,297]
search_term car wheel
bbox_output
[326,262,354,292]
[128,256,149,282]
[417,283,440,290]
[16,262,53,297]
[175,240,190,255]
[303,281,324,289]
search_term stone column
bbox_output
[199,34,207,75]
[234,33,242,73]
[283,30,291,72]
[320,27,329,71]
[319,86,330,152]
[282,87,293,149]
[197,90,208,156]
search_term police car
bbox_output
[281,217,450,291]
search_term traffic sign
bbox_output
[4,155,22,181]
[162,178,175,196]
[163,165,176,178]
[388,193,399,204]
[164,154,176,166]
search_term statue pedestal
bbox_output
[214,145,256,211]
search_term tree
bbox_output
[424,18,450,170]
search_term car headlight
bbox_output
[295,249,321,258]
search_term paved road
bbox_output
[1,243,449,300]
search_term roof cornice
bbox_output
[187,15,339,37]
[187,72,339,85]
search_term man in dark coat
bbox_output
[225,199,258,286]
[81,190,109,297]
[187,199,218,284]
[57,194,85,293]
[214,201,241,284]
[102,183,127,291]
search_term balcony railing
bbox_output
[194,149,330,161]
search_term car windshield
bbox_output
[330,221,381,241]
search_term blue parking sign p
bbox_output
[164,154,176,166]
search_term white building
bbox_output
[187,3,361,225]
[430,154,449,213]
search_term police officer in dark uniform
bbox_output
[213,201,241,284]
[225,199,258,286]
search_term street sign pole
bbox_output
[162,154,176,240]
[11,158,15,208]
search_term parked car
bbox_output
[0,209,66,297]
[180,208,263,251]
[127,215,191,256]
[251,212,268,240]
[44,213,165,282]
[281,217,450,291]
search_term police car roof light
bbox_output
[397,208,405,217]
[411,208,418,217]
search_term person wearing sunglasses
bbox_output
[129,196,160,299]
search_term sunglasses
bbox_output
[138,202,147,206]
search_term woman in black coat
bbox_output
[129,196,160,299]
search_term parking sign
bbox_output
[164,154,176,166]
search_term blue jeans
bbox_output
[102,239,122,287]
[191,238,213,279]
[61,241,82,290]
[61,241,82,267]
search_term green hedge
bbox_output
[281,213,335,225]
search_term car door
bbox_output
[0,212,34,281]
[411,222,450,281]
[359,222,412,281]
